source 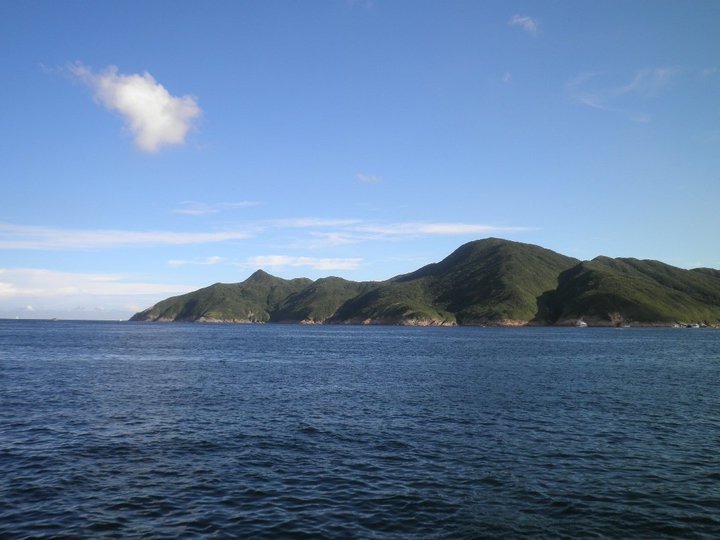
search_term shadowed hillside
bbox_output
[537,257,720,325]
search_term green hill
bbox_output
[397,237,578,323]
[130,238,720,326]
[538,257,720,325]
[329,238,578,324]
[130,270,312,322]
[328,276,454,325]
[273,277,376,323]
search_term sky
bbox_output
[1,0,719,320]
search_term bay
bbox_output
[1,320,720,538]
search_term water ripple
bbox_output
[2,321,720,538]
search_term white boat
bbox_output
[576,319,588,328]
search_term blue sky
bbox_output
[1,0,719,319]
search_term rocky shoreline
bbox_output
[139,317,719,329]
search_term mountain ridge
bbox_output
[130,238,720,327]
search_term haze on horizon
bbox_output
[1,1,718,320]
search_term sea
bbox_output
[2,320,720,538]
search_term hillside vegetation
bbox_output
[131,270,312,323]
[131,238,720,326]
[538,257,720,325]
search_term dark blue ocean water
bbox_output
[2,321,720,538]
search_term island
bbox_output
[131,238,720,327]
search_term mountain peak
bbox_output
[246,269,277,282]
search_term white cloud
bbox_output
[310,232,362,246]
[273,231,366,251]
[0,223,253,250]
[351,222,531,236]
[266,218,533,248]
[271,218,362,228]
[268,218,529,238]
[291,235,361,251]
[0,268,197,319]
[167,256,225,267]
[0,268,181,298]
[172,201,259,216]
[567,72,606,109]
[567,67,680,121]
[245,255,363,271]
[356,173,383,184]
[172,205,216,217]
[616,67,679,98]
[71,63,201,152]
[508,15,539,35]
[348,0,373,8]
[223,201,260,209]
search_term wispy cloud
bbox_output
[0,218,528,252]
[264,219,530,249]
[0,223,253,250]
[356,173,383,184]
[0,268,193,299]
[70,63,201,152]
[275,231,366,251]
[244,255,363,271]
[567,67,680,121]
[270,219,526,237]
[310,232,363,246]
[508,15,539,35]
[271,218,362,228]
[617,67,678,98]
[239,221,529,271]
[567,73,606,110]
[172,201,259,216]
[172,205,216,217]
[266,219,533,250]
[348,0,374,8]
[350,222,531,236]
[0,268,197,319]
[167,256,225,267]
[224,201,260,210]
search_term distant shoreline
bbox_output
[6,318,717,329]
